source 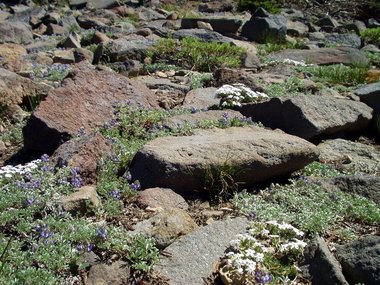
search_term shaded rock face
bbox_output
[23,64,158,153]
[269,47,369,65]
[238,95,373,141]
[130,126,319,194]
[301,237,349,285]
[155,217,249,285]
[51,133,112,184]
[241,14,287,43]
[355,82,380,115]
[172,28,233,43]
[336,235,380,285]
[0,67,50,110]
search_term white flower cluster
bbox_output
[221,221,307,283]
[281,58,309,66]
[0,160,41,179]
[215,83,268,108]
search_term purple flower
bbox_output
[123,171,132,181]
[190,107,197,113]
[220,112,229,126]
[77,127,86,137]
[130,180,141,191]
[76,244,83,252]
[41,165,51,172]
[71,176,83,188]
[255,271,272,284]
[41,154,50,163]
[247,211,256,221]
[97,226,107,240]
[36,224,54,243]
[24,197,36,207]
[86,243,94,252]
[109,189,122,200]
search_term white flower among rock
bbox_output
[215,83,269,108]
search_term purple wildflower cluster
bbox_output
[255,271,272,284]
[36,224,54,244]
[76,243,94,253]
[77,127,86,137]
[109,189,122,200]
[29,63,71,81]
[97,226,107,240]
[70,168,83,188]
[130,180,141,191]
[40,154,52,172]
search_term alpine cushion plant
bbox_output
[220,221,307,284]
[215,84,269,108]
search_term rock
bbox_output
[0,67,50,110]
[137,187,189,210]
[76,15,107,30]
[318,139,380,174]
[155,217,249,284]
[138,7,166,21]
[0,20,33,44]
[69,0,88,10]
[238,94,373,141]
[301,236,349,285]
[130,126,319,194]
[57,185,100,216]
[336,235,380,285]
[197,21,213,31]
[23,63,158,153]
[60,33,81,49]
[354,82,380,115]
[172,29,232,43]
[74,47,94,63]
[330,175,380,203]
[269,47,369,65]
[51,133,112,184]
[323,33,362,49]
[0,43,27,72]
[45,23,66,36]
[198,0,234,13]
[133,208,198,249]
[94,35,157,63]
[181,17,242,34]
[182,87,219,110]
[213,68,262,90]
[230,39,260,68]
[241,13,287,43]
[86,0,119,9]
[87,260,130,285]
[92,30,110,44]
[162,110,244,131]
[316,16,339,28]
[287,20,308,37]
[53,49,75,64]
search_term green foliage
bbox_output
[365,51,380,68]
[302,63,369,86]
[148,37,246,72]
[189,73,213,89]
[361,27,380,45]
[299,161,343,178]
[232,178,380,236]
[264,76,303,97]
[236,0,282,14]
[0,119,26,147]
[257,40,307,56]
[162,3,200,18]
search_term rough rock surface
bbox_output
[238,94,373,141]
[182,87,219,110]
[302,237,349,285]
[269,47,369,65]
[0,43,27,72]
[136,187,189,210]
[0,20,33,45]
[87,260,130,285]
[155,217,249,285]
[181,17,242,34]
[354,82,380,115]
[336,235,380,285]
[131,126,319,193]
[23,64,158,153]
[132,208,198,249]
[51,133,112,184]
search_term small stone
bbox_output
[137,187,189,210]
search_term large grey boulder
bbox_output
[181,17,242,34]
[130,126,319,194]
[336,235,380,285]
[355,82,380,115]
[241,13,287,43]
[23,63,158,153]
[238,94,373,141]
[155,217,249,285]
[269,47,369,65]
[0,20,33,45]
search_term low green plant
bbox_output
[148,37,246,72]
[299,161,344,178]
[232,178,380,236]
[302,63,369,86]
[189,73,213,89]
[162,3,200,18]
[365,51,380,68]
[257,40,306,56]
[0,119,26,147]
[360,27,380,45]
[264,76,303,97]
[236,0,282,14]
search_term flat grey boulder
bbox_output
[238,94,373,141]
[155,217,249,285]
[172,29,232,43]
[0,20,33,45]
[130,126,319,194]
[355,82,380,115]
[269,47,369,65]
[182,87,219,110]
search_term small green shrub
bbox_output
[302,63,369,86]
[189,73,213,89]
[236,0,282,14]
[264,76,303,97]
[361,27,380,46]
[148,37,246,72]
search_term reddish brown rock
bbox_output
[137,188,189,210]
[23,63,158,153]
[51,133,113,184]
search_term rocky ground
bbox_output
[0,0,379,284]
